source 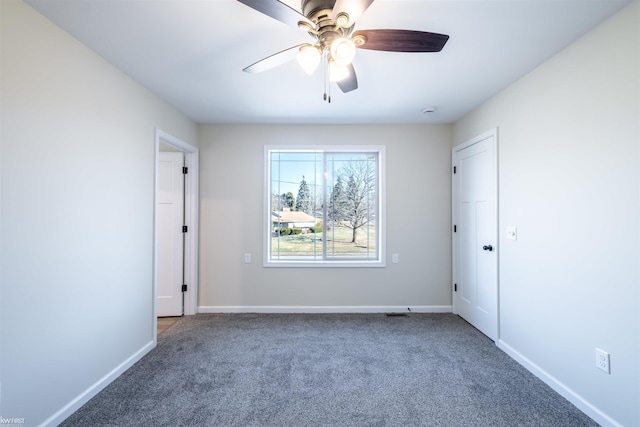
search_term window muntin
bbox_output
[265,146,385,267]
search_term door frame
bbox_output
[153,129,199,336]
[451,127,499,341]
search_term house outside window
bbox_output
[264,146,386,267]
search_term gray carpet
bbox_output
[61,313,598,426]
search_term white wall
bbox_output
[199,124,452,311]
[454,2,639,426]
[0,1,198,425]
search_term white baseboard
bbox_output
[197,305,452,314]
[41,341,155,427]
[497,339,621,427]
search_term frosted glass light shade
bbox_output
[330,37,356,66]
[297,46,321,75]
[329,61,349,82]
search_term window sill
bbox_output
[264,260,386,268]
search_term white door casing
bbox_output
[452,129,498,341]
[154,129,200,331]
[157,151,185,317]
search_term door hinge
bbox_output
[182,225,188,233]
[182,167,188,174]
[454,225,457,232]
[182,284,187,292]
[454,283,457,292]
[453,166,457,174]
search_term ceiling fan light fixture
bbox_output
[297,45,322,75]
[329,60,349,82]
[236,0,450,98]
[330,37,356,66]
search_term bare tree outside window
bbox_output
[328,156,377,244]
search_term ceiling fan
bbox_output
[237,0,449,101]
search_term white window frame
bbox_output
[264,145,386,268]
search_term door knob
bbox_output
[482,245,493,251]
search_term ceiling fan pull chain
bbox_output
[326,54,333,103]
[323,54,328,102]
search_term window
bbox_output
[264,146,385,267]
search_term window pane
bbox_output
[267,147,382,265]
[326,153,377,260]
[270,152,323,260]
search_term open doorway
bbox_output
[154,129,199,339]
[157,149,185,317]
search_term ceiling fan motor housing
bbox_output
[301,0,354,51]
[301,0,336,20]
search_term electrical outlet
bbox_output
[596,348,610,374]
[244,253,252,264]
[392,254,399,264]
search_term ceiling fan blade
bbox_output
[353,29,449,52]
[243,44,308,73]
[337,63,358,93]
[237,0,313,28]
[332,0,375,28]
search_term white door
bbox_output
[157,152,184,317]
[453,130,498,341]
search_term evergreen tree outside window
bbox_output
[295,176,313,215]
[265,146,386,267]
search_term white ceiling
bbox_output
[25,0,630,124]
